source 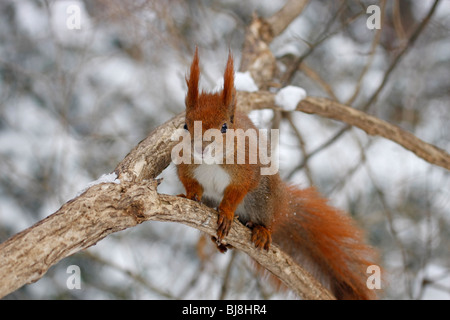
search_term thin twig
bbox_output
[82,250,178,299]
[360,0,441,112]
[286,0,442,179]
[363,157,412,299]
[287,124,351,180]
[345,0,386,106]
[284,113,314,185]
[219,250,237,299]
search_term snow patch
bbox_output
[275,86,307,111]
[76,172,121,197]
[235,71,258,92]
[214,71,258,92]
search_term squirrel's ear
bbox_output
[223,50,236,121]
[185,46,199,110]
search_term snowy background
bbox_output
[0,0,449,299]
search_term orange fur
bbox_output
[222,50,236,116]
[272,186,378,299]
[185,46,200,110]
[177,48,380,299]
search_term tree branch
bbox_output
[360,0,441,112]
[296,97,450,171]
[0,177,334,300]
[0,94,336,300]
[239,0,309,88]
[266,0,309,38]
[238,91,450,171]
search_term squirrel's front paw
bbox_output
[216,208,233,242]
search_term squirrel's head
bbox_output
[184,47,236,136]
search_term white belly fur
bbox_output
[193,164,230,203]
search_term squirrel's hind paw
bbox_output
[251,225,272,251]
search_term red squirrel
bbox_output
[176,48,379,300]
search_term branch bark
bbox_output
[0,93,336,300]
[267,0,309,37]
[239,0,309,88]
[0,179,333,300]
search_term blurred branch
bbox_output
[361,0,441,112]
[284,113,314,185]
[219,250,237,300]
[82,250,177,299]
[266,0,309,38]
[299,62,338,101]
[345,0,386,106]
[238,91,450,171]
[327,134,371,195]
[280,1,352,87]
[363,155,413,298]
[393,0,407,43]
[296,97,450,171]
[287,125,350,179]
[283,0,441,175]
[239,0,309,88]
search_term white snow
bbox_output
[235,71,259,92]
[214,71,258,92]
[275,85,307,111]
[76,172,121,197]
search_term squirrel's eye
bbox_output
[221,123,227,133]
[183,123,188,130]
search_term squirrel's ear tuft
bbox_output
[223,50,236,116]
[185,46,200,110]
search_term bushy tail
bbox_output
[272,186,379,300]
